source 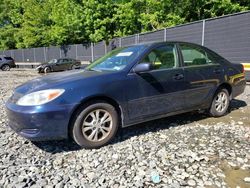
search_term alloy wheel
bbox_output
[214,91,228,113]
[82,109,113,142]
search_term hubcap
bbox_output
[82,109,112,142]
[215,91,228,113]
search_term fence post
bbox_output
[164,28,167,42]
[33,48,36,62]
[119,38,122,47]
[75,44,78,59]
[22,49,24,62]
[104,41,107,54]
[91,43,94,62]
[202,20,205,46]
[59,48,62,58]
[44,47,47,62]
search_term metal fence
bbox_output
[0,11,250,64]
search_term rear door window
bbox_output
[4,57,13,60]
[179,44,214,66]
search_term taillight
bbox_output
[241,63,245,76]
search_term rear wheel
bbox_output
[71,102,119,149]
[1,64,10,71]
[209,88,230,117]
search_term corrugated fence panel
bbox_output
[121,36,136,46]
[107,38,120,52]
[0,11,249,65]
[3,50,12,57]
[76,43,92,61]
[166,21,203,45]
[94,42,105,60]
[47,46,60,61]
[68,45,77,59]
[139,29,165,43]
[23,49,34,62]
[204,12,250,64]
[13,50,23,62]
[35,47,45,62]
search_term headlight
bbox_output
[17,89,65,106]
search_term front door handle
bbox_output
[173,73,184,80]
[213,69,221,74]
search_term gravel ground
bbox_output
[0,69,250,188]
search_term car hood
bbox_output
[38,62,51,67]
[15,70,110,94]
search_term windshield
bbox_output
[86,45,147,72]
[48,59,57,64]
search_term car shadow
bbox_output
[33,99,247,153]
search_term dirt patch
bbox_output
[221,162,250,188]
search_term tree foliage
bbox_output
[0,0,248,50]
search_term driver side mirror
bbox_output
[133,63,153,73]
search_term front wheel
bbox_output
[44,67,51,73]
[71,102,119,149]
[209,88,230,117]
[71,65,76,70]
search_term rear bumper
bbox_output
[232,80,246,98]
[5,101,75,141]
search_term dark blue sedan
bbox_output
[6,42,246,148]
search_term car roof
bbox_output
[125,41,205,48]
[128,41,202,47]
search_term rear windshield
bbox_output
[4,57,14,60]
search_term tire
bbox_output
[44,67,51,73]
[1,64,10,71]
[209,88,230,117]
[71,101,119,149]
[71,65,76,70]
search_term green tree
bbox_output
[0,0,249,50]
[82,0,116,43]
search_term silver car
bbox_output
[0,56,16,71]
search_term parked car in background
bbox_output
[6,42,246,149]
[36,58,81,73]
[0,56,16,71]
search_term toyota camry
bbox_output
[6,42,246,148]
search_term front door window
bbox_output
[141,44,178,70]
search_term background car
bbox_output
[0,56,16,71]
[36,58,81,73]
[6,42,246,149]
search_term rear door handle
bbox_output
[173,73,184,80]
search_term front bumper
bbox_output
[5,101,76,141]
